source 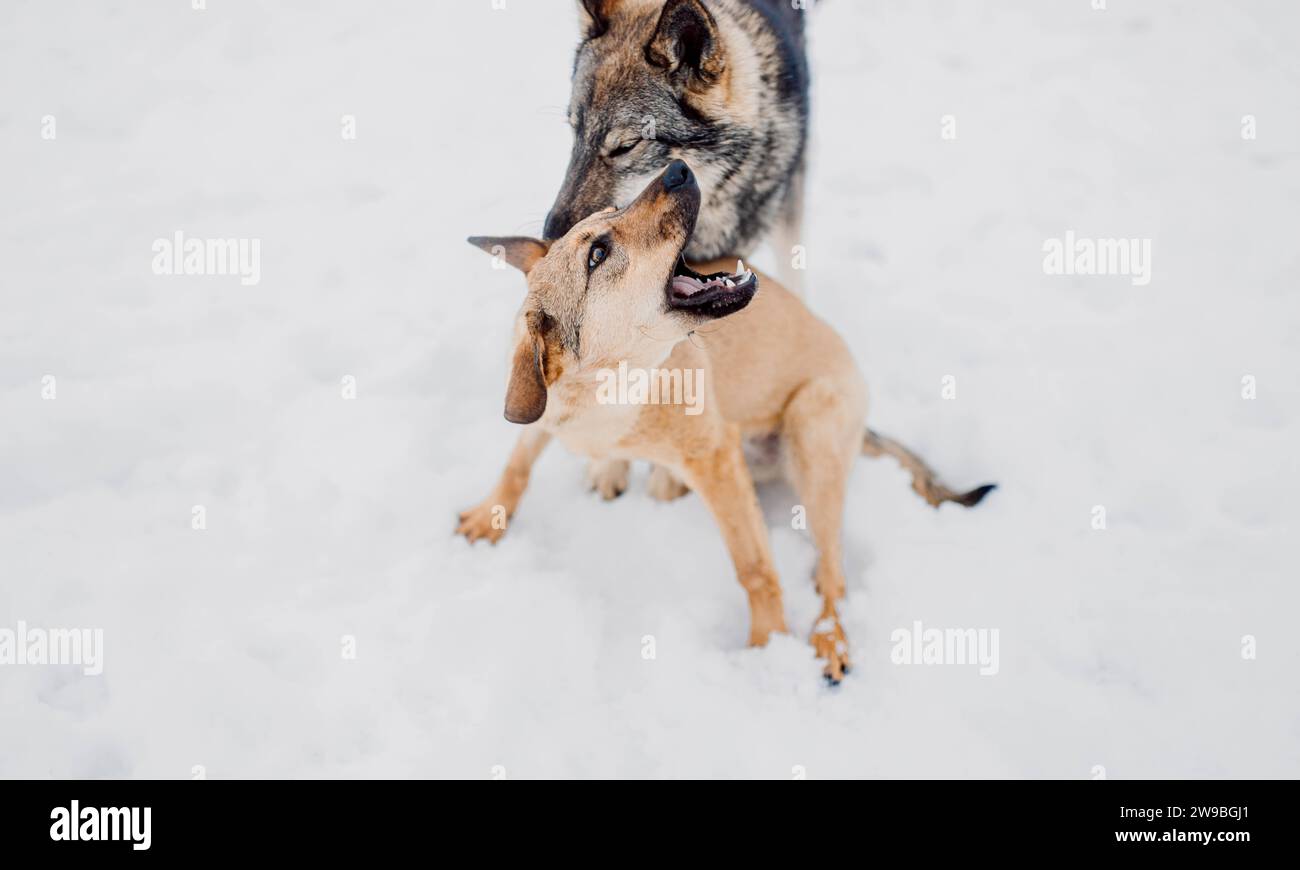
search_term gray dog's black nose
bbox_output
[662,160,692,192]
[542,209,570,242]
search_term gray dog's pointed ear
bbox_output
[577,0,618,38]
[467,236,550,275]
[647,0,725,85]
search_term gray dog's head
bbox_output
[545,0,802,261]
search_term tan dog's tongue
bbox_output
[672,275,706,297]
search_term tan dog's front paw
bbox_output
[747,587,788,647]
[586,458,629,501]
[811,613,851,684]
[456,500,508,545]
[646,464,690,502]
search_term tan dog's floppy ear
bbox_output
[467,236,550,275]
[504,310,554,425]
[647,0,725,84]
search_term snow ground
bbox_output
[1,0,1298,778]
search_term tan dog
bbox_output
[458,161,993,682]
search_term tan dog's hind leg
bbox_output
[589,459,687,503]
[457,428,551,544]
[784,379,862,684]
[680,430,787,647]
[585,457,629,501]
[646,464,690,502]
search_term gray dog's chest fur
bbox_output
[742,430,785,482]
[685,0,811,259]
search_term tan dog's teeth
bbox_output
[736,259,745,275]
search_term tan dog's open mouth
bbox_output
[667,256,758,318]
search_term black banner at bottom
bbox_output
[0,780,1281,857]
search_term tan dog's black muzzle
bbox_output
[619,159,701,244]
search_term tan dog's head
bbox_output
[470,160,757,425]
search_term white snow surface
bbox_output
[1,0,1298,778]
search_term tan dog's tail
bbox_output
[862,428,996,508]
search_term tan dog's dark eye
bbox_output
[587,243,608,271]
